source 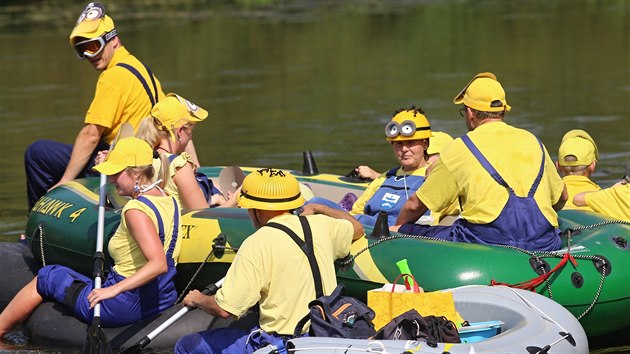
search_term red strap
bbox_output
[490,253,576,291]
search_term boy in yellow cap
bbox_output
[556,129,601,210]
[395,72,568,252]
[24,2,166,210]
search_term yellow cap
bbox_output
[93,137,153,175]
[427,131,454,155]
[69,3,116,45]
[385,108,431,142]
[238,168,304,210]
[150,93,208,140]
[558,129,598,167]
[453,72,511,112]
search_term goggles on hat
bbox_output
[73,29,117,60]
[385,120,430,139]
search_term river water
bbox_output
[0,0,628,352]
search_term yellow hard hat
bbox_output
[238,168,305,210]
[385,108,431,142]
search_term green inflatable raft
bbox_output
[24,166,630,338]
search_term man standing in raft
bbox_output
[174,168,364,353]
[394,72,567,252]
[24,2,166,210]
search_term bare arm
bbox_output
[181,291,232,319]
[355,165,380,180]
[86,209,168,308]
[173,162,209,209]
[301,203,365,241]
[184,140,201,168]
[51,124,104,190]
[553,184,569,211]
[394,193,428,228]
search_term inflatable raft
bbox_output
[0,241,588,352]
[21,165,630,338]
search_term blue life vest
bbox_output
[451,135,561,251]
[358,167,426,227]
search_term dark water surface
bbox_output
[0,0,628,352]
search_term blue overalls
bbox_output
[37,196,180,327]
[24,62,159,210]
[399,135,561,252]
[357,167,426,227]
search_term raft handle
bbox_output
[592,255,612,276]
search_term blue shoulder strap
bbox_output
[136,196,179,257]
[460,134,546,197]
[385,167,399,178]
[167,153,178,164]
[116,62,159,107]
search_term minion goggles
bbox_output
[385,120,430,139]
[73,29,117,59]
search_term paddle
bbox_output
[219,166,245,195]
[83,123,134,354]
[118,277,225,354]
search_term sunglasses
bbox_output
[385,120,430,138]
[73,29,117,60]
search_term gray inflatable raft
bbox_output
[254,285,589,354]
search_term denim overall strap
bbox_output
[136,196,179,259]
[266,216,324,298]
[116,63,158,107]
[527,139,546,198]
[460,135,514,194]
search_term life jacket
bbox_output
[359,167,426,227]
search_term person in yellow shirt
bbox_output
[0,137,180,335]
[394,72,567,251]
[24,3,167,210]
[174,168,364,354]
[573,177,630,221]
[556,129,601,211]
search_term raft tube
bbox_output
[23,167,630,337]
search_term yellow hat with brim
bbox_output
[237,168,305,211]
[151,94,208,126]
[453,72,511,112]
[558,129,598,167]
[93,137,153,175]
[427,131,454,155]
[69,14,115,45]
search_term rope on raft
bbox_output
[338,219,630,320]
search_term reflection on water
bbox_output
[0,0,628,351]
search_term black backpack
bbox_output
[267,216,376,339]
[373,309,460,347]
[294,283,376,338]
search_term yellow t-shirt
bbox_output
[562,175,600,211]
[152,153,195,209]
[85,46,165,144]
[585,184,630,221]
[215,214,354,335]
[108,195,181,277]
[417,122,564,226]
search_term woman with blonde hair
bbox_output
[136,93,236,209]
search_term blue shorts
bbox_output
[37,264,177,327]
[175,326,290,354]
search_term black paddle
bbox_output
[83,124,134,354]
[118,278,225,354]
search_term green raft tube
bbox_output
[24,166,630,338]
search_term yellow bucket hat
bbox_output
[453,72,511,112]
[427,131,454,155]
[150,93,209,140]
[558,129,598,167]
[69,3,116,45]
[93,137,153,175]
[237,168,304,211]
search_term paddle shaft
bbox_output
[121,278,225,353]
[94,173,107,317]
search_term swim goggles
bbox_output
[73,29,117,60]
[385,120,430,138]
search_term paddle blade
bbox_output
[219,166,245,195]
[83,320,112,354]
